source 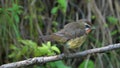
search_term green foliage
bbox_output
[51,0,67,14]
[0,8,5,14]
[91,15,96,20]
[0,4,22,23]
[51,7,59,14]
[48,60,70,68]
[52,21,59,32]
[36,41,60,56]
[0,3,23,39]
[9,40,60,60]
[111,30,118,36]
[0,3,23,63]
[107,16,118,24]
[57,0,67,12]
[7,4,23,23]
[78,60,94,68]
[107,16,118,36]
[1,0,120,68]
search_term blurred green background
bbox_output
[0,0,120,68]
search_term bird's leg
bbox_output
[63,44,70,54]
[71,48,80,66]
[63,44,73,66]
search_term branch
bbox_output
[1,43,120,68]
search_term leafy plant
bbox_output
[107,16,119,36]
[48,60,70,68]
[78,60,94,68]
[7,4,23,23]
[107,16,118,24]
[51,0,67,14]
[9,40,60,60]
[0,4,23,39]
[35,41,60,56]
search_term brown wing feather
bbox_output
[54,26,86,41]
[41,20,87,43]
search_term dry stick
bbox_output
[1,43,120,68]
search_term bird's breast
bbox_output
[66,35,87,49]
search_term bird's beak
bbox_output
[85,26,95,34]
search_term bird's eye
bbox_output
[85,25,90,28]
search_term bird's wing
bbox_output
[50,33,69,42]
[55,28,86,40]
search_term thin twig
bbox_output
[1,43,120,68]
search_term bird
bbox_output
[41,19,94,50]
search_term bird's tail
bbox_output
[39,35,53,42]
[40,34,68,43]
[40,34,62,42]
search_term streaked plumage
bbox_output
[41,19,93,49]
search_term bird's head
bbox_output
[78,19,95,34]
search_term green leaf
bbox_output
[19,40,37,47]
[7,8,13,12]
[51,46,60,54]
[37,46,49,56]
[40,42,60,56]
[9,44,20,59]
[14,14,19,23]
[8,52,16,58]
[0,8,3,11]
[57,0,67,13]
[0,8,5,13]
[78,60,94,68]
[57,0,67,8]
[10,44,18,50]
[21,46,28,55]
[53,21,58,26]
[104,23,108,27]
[55,61,70,68]
[34,47,42,56]
[47,41,51,47]
[107,16,118,24]
[47,51,55,56]
[12,4,22,12]
[28,40,37,47]
[35,42,54,56]
[91,15,96,19]
[48,61,70,68]
[51,7,58,14]
[48,62,56,68]
[17,10,23,14]
[16,51,22,59]
[111,30,118,36]
[42,43,49,49]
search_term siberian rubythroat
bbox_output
[41,19,94,50]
